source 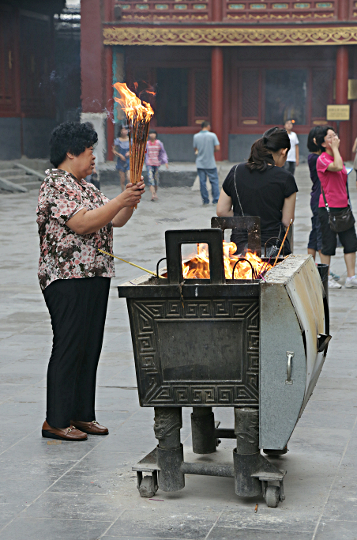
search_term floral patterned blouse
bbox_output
[36,169,115,291]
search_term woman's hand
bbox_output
[116,181,145,208]
[125,151,130,158]
[330,135,340,151]
[112,180,145,227]
[119,154,126,162]
[327,136,344,172]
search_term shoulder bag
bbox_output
[321,184,355,233]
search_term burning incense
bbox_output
[113,83,154,186]
[272,220,292,267]
[98,249,164,278]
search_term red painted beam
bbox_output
[335,46,350,160]
[81,0,104,112]
[211,47,224,162]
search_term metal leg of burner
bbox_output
[233,407,287,507]
[191,407,217,454]
[155,407,185,492]
[233,407,262,498]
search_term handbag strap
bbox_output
[320,184,330,213]
[233,164,245,216]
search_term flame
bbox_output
[182,242,272,280]
[113,82,154,123]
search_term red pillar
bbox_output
[80,0,105,113]
[335,46,350,160]
[105,46,114,161]
[211,47,224,162]
[211,0,223,21]
[338,0,349,20]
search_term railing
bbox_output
[223,1,338,22]
[116,0,212,21]
[114,0,357,22]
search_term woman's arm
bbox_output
[216,189,233,217]
[326,137,344,172]
[352,138,357,153]
[282,193,296,227]
[112,146,126,160]
[112,205,134,228]
[66,182,145,235]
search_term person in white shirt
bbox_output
[284,119,299,176]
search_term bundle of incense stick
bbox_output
[113,82,154,185]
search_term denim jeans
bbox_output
[197,168,220,204]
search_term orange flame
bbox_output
[182,242,272,280]
[113,82,154,123]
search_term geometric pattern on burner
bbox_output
[128,298,259,407]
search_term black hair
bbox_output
[315,125,335,153]
[118,124,128,136]
[201,121,210,129]
[246,127,291,172]
[149,130,157,136]
[49,122,98,168]
[284,118,293,124]
[307,126,324,153]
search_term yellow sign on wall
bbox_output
[326,104,350,121]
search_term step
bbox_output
[1,175,32,184]
[23,180,43,190]
[0,169,26,176]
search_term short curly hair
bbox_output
[49,122,98,168]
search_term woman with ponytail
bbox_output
[216,127,298,256]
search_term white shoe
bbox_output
[345,276,357,288]
[328,276,341,289]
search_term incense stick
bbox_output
[272,220,292,268]
[98,249,164,278]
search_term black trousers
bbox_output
[43,277,110,428]
[284,161,296,176]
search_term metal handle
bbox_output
[165,229,225,284]
[211,216,261,257]
[285,351,294,385]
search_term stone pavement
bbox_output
[0,164,357,540]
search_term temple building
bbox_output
[80,0,357,163]
[0,0,81,160]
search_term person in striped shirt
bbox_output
[145,131,168,201]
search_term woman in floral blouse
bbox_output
[36,122,144,441]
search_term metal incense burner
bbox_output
[118,218,330,508]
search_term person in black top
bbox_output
[217,127,298,256]
[307,126,323,261]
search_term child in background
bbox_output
[145,131,168,201]
[113,125,130,192]
[284,119,299,175]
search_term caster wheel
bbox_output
[265,486,280,508]
[138,475,158,498]
[263,445,288,456]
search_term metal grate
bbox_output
[194,70,209,118]
[312,69,332,119]
[241,69,259,118]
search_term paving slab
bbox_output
[1,164,357,539]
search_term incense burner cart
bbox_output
[118,223,330,508]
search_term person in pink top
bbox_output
[316,126,357,289]
[145,131,168,201]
